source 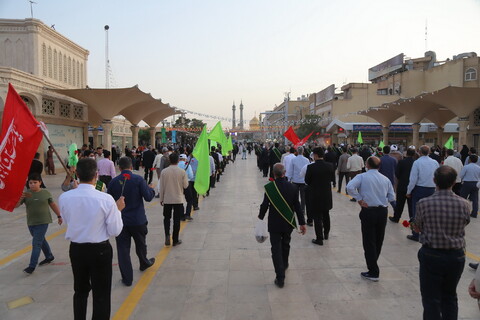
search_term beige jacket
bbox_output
[159,165,189,204]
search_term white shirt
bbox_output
[347,154,364,172]
[153,154,163,168]
[287,155,310,183]
[443,156,464,183]
[59,184,123,243]
[283,153,296,177]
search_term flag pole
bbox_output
[39,129,72,178]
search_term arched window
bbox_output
[63,54,67,82]
[72,59,76,86]
[465,68,477,81]
[58,51,62,81]
[68,57,72,85]
[42,44,47,76]
[53,49,57,80]
[48,47,52,78]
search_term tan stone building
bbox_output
[314,51,480,149]
[262,95,310,141]
[0,18,90,168]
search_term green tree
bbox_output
[190,118,205,129]
[296,115,322,140]
[138,129,150,146]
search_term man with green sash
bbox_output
[269,142,283,179]
[259,163,307,288]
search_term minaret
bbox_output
[232,101,236,128]
[239,100,244,129]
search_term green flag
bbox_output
[357,131,363,144]
[378,141,385,149]
[226,136,234,153]
[161,127,167,143]
[210,140,217,149]
[192,126,210,195]
[208,122,225,144]
[444,135,454,150]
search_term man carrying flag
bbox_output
[258,163,307,288]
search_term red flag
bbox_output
[0,84,43,212]
[283,126,300,145]
[294,131,314,148]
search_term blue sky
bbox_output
[1,0,480,128]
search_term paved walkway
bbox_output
[0,156,479,319]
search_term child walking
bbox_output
[15,173,62,274]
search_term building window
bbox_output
[80,63,84,87]
[58,51,62,81]
[42,99,55,115]
[68,57,72,85]
[465,68,477,81]
[73,105,84,120]
[72,59,76,86]
[377,88,388,95]
[63,55,67,82]
[76,61,80,87]
[53,50,57,80]
[42,44,47,76]
[474,108,480,127]
[48,47,52,78]
[21,96,33,112]
[60,103,71,118]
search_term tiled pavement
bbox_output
[0,156,479,319]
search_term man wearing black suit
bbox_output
[324,146,338,187]
[259,163,306,288]
[142,146,156,185]
[390,148,415,222]
[260,144,270,177]
[305,147,335,245]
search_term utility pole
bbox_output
[29,1,37,19]
[104,25,110,88]
[284,92,290,144]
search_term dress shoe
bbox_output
[172,240,182,246]
[469,263,479,270]
[185,216,193,221]
[155,194,160,198]
[274,278,284,288]
[23,267,35,275]
[181,216,186,221]
[38,256,54,266]
[121,279,132,286]
[350,198,357,202]
[307,222,313,227]
[389,217,399,223]
[337,190,341,193]
[312,239,323,246]
[140,258,155,271]
[471,213,477,218]
[360,272,379,282]
[406,235,419,242]
[324,234,328,240]
[193,207,200,211]
[165,237,171,246]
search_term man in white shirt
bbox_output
[347,148,365,201]
[286,146,311,224]
[59,158,124,320]
[443,148,464,195]
[282,147,296,178]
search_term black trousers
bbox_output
[210,174,216,188]
[163,204,184,242]
[338,171,350,193]
[144,167,153,185]
[393,189,412,220]
[304,186,314,224]
[190,181,199,208]
[184,183,193,217]
[69,241,112,320]
[99,175,112,189]
[262,164,269,177]
[418,246,465,320]
[293,183,306,221]
[313,210,330,240]
[359,206,388,277]
[115,224,150,285]
[270,231,292,281]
